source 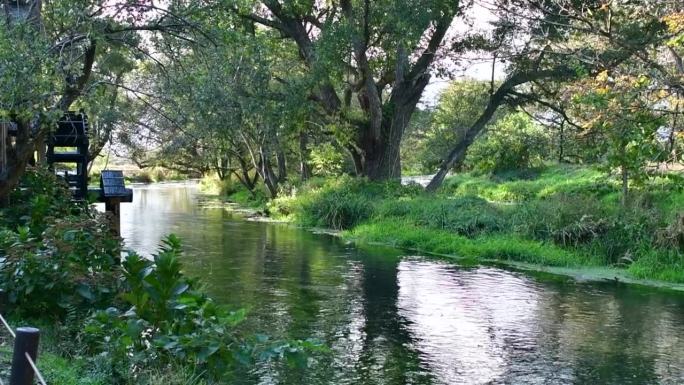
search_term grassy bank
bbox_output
[225,165,684,284]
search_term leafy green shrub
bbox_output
[2,167,82,233]
[1,169,325,382]
[84,235,250,379]
[0,215,121,318]
[310,143,348,176]
[228,185,268,209]
[466,112,551,174]
[84,235,321,381]
[0,169,121,318]
[198,173,235,195]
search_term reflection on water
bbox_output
[119,183,684,384]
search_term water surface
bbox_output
[117,182,684,385]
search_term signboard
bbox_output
[100,170,127,197]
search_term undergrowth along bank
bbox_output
[0,168,321,384]
[220,165,684,284]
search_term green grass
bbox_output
[1,314,209,385]
[263,165,684,284]
[346,219,592,267]
[39,354,109,385]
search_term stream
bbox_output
[113,182,684,385]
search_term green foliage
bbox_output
[83,236,254,380]
[82,235,323,381]
[3,167,79,233]
[628,248,684,283]
[377,196,503,237]
[0,169,121,318]
[273,165,684,282]
[310,143,348,176]
[228,185,269,210]
[39,354,110,385]
[440,165,612,201]
[402,80,497,173]
[0,21,59,121]
[1,171,323,383]
[270,175,425,229]
[293,176,376,230]
[0,216,120,318]
[347,219,588,267]
[466,112,551,174]
[507,193,611,245]
[199,173,236,195]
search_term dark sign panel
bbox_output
[100,170,127,197]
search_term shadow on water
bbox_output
[115,183,684,385]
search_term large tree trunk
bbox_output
[359,109,412,180]
[0,1,43,202]
[247,2,454,183]
[621,165,629,207]
[260,152,279,199]
[0,36,96,201]
[0,120,35,203]
[425,104,497,192]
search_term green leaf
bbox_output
[172,282,189,296]
[76,285,96,301]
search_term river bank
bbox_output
[0,169,314,384]
[5,177,680,384]
[218,165,684,289]
[108,181,684,384]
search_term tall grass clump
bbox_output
[292,176,376,229]
[376,195,503,237]
[199,173,235,195]
[270,176,424,230]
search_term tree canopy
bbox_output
[1,0,683,200]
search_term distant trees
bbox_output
[425,0,675,191]
[0,0,200,201]
[401,80,500,174]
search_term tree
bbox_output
[123,21,313,198]
[0,0,201,201]
[402,80,500,174]
[426,0,672,191]
[569,72,664,205]
[230,0,464,180]
[465,111,550,174]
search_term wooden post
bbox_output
[104,197,122,237]
[9,327,40,385]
